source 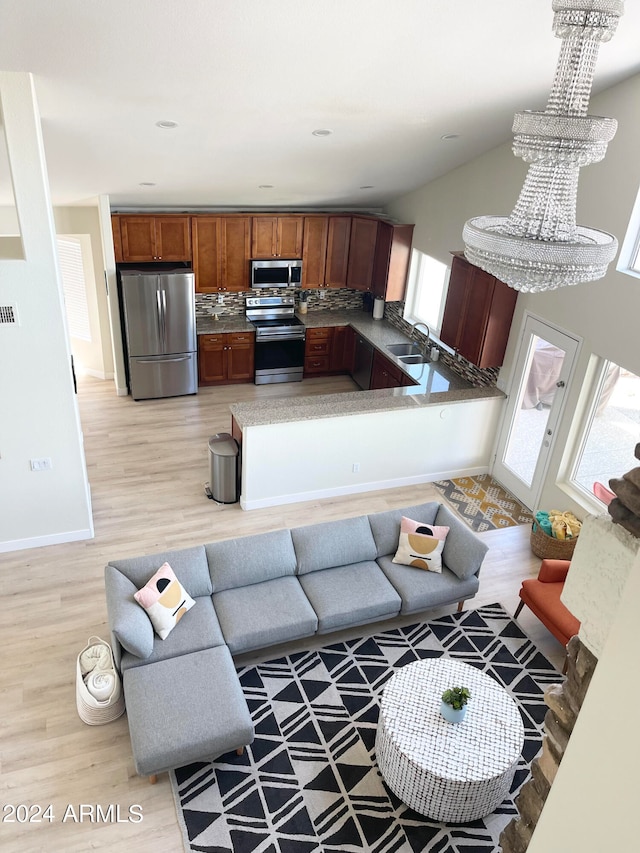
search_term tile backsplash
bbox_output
[196,288,365,317]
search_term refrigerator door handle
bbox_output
[135,356,192,364]
[161,290,168,351]
[155,290,164,350]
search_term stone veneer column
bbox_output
[499,635,597,853]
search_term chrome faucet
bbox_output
[411,322,431,357]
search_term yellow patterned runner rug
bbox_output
[434,474,534,533]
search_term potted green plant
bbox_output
[440,685,471,723]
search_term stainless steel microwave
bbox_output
[250,259,302,288]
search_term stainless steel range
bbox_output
[245,296,306,384]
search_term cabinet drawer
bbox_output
[304,355,330,374]
[229,332,254,345]
[306,340,330,356]
[201,334,225,345]
[306,327,332,340]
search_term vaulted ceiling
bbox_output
[1,0,639,210]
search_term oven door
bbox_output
[254,337,305,384]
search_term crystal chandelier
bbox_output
[463,0,624,293]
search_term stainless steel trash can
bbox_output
[208,433,239,503]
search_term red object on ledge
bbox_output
[515,558,580,648]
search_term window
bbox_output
[617,181,640,279]
[571,359,640,500]
[57,237,92,341]
[403,249,450,335]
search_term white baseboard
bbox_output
[78,368,114,380]
[239,466,489,511]
[0,527,94,553]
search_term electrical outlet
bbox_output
[319,290,326,299]
[30,457,52,471]
[352,463,360,473]
[217,293,225,305]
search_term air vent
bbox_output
[0,305,18,324]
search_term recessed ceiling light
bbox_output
[139,182,156,187]
[258,184,274,189]
[359,185,375,190]
[312,129,332,137]
[156,120,178,129]
[441,133,460,141]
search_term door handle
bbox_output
[137,356,190,364]
[556,380,565,388]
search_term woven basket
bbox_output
[530,522,578,560]
[76,636,125,726]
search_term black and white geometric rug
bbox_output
[170,604,560,853]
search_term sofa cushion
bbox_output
[298,561,401,633]
[104,565,155,661]
[213,576,318,654]
[392,518,450,573]
[205,529,297,592]
[434,504,489,580]
[368,502,440,558]
[123,645,254,777]
[377,554,480,614]
[107,545,212,597]
[134,562,196,640]
[120,595,226,672]
[291,516,377,575]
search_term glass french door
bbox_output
[492,316,579,510]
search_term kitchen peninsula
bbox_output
[227,311,504,510]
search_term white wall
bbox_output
[240,398,502,509]
[387,72,640,518]
[0,72,93,552]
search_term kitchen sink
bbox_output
[398,354,430,364]
[386,342,422,356]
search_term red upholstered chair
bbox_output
[514,559,580,667]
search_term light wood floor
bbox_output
[0,375,562,853]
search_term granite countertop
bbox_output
[227,308,504,429]
[197,315,255,334]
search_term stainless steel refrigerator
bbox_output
[120,270,197,401]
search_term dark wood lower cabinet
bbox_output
[330,325,355,373]
[304,327,332,376]
[304,325,357,377]
[304,325,410,390]
[198,332,254,385]
[370,350,412,389]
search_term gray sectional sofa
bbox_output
[104,500,488,781]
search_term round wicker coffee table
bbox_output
[375,658,525,822]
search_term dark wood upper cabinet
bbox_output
[440,252,518,368]
[192,216,250,292]
[346,217,379,291]
[221,217,251,291]
[372,222,414,301]
[302,216,329,288]
[251,215,303,258]
[302,215,353,289]
[111,216,123,263]
[325,217,352,288]
[118,215,191,262]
